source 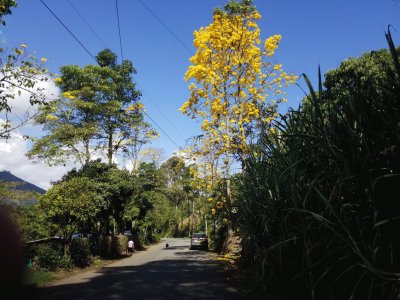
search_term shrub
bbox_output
[99,235,128,258]
[36,244,71,271]
[70,238,92,268]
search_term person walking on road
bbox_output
[127,239,134,256]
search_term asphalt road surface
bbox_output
[39,238,240,300]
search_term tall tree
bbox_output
[180,0,297,227]
[28,49,142,165]
[121,102,159,175]
[95,49,142,164]
[180,0,297,163]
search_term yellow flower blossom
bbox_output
[180,6,296,174]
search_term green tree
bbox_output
[121,102,159,175]
[94,49,142,164]
[142,190,174,240]
[237,32,400,299]
[40,176,102,252]
[63,160,136,235]
[7,205,51,242]
[28,49,142,165]
[0,0,17,25]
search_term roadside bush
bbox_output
[238,32,400,299]
[70,238,92,268]
[134,235,145,250]
[99,236,112,258]
[112,234,127,256]
[88,235,100,256]
[36,244,71,271]
[99,235,128,258]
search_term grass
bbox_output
[26,255,122,287]
[26,268,54,286]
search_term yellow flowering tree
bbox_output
[180,0,297,226]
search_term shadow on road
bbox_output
[39,254,238,300]
[161,245,188,251]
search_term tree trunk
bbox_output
[108,127,113,165]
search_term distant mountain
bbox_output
[0,170,46,206]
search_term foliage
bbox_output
[26,268,54,287]
[141,191,174,237]
[0,44,50,139]
[61,160,136,235]
[28,49,143,165]
[0,0,47,139]
[40,176,102,242]
[180,0,297,232]
[98,235,127,258]
[0,0,17,25]
[0,0,50,139]
[70,238,92,267]
[180,0,297,162]
[237,32,400,299]
[0,181,39,203]
[7,204,51,241]
[121,103,159,175]
[36,244,71,271]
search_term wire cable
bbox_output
[137,0,193,56]
[66,0,109,49]
[115,0,124,62]
[40,0,183,150]
[137,84,187,140]
[140,108,181,149]
[40,0,97,63]
[115,1,184,143]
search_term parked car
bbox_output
[190,233,208,250]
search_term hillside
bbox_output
[0,170,46,205]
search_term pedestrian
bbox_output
[127,239,134,256]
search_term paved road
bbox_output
[39,238,240,300]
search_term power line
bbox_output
[140,108,181,149]
[66,0,109,49]
[114,1,184,145]
[39,0,97,63]
[115,0,124,62]
[138,85,187,140]
[137,0,193,56]
[40,0,183,150]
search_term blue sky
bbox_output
[0,0,398,187]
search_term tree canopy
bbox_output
[27,49,147,165]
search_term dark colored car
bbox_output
[190,233,208,250]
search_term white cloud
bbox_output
[0,132,71,189]
[174,148,196,165]
[2,77,60,130]
[0,78,68,190]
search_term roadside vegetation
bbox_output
[1,1,399,299]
